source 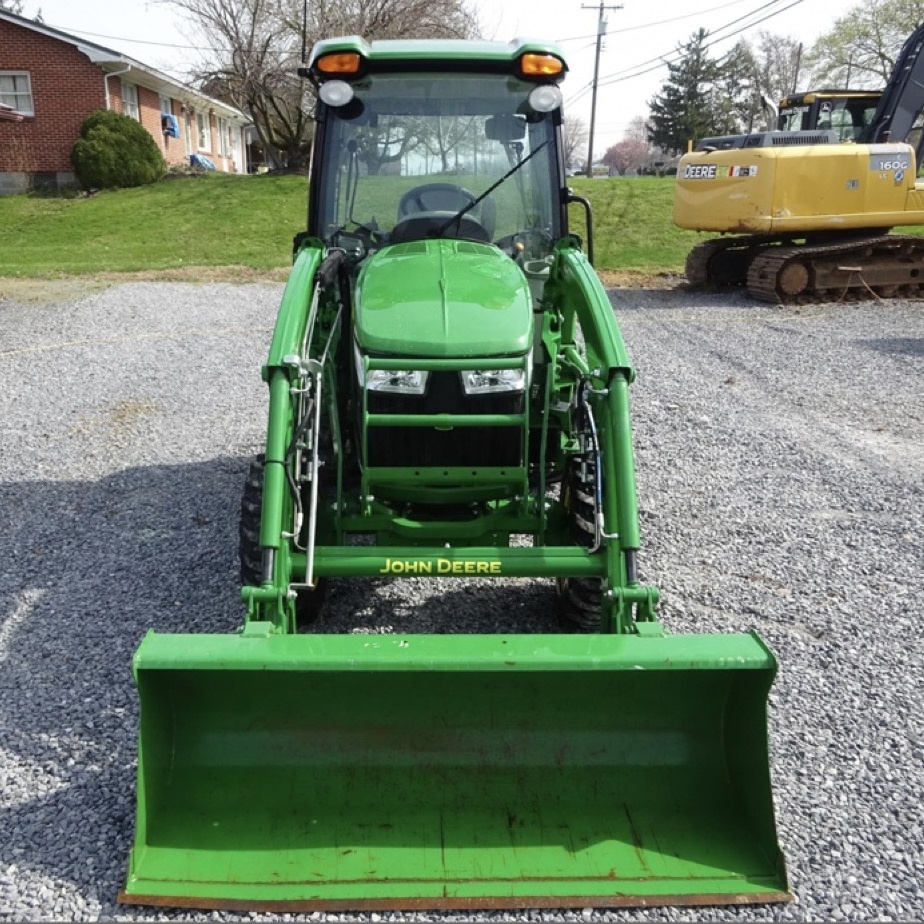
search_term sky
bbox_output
[28,0,844,156]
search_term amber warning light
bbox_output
[520,53,564,78]
[316,52,362,75]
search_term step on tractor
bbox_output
[674,24,924,303]
[119,37,789,912]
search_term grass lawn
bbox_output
[569,177,700,274]
[0,173,307,277]
[0,172,702,280]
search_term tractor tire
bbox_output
[239,454,325,628]
[556,457,603,631]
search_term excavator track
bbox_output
[746,234,924,304]
[685,235,779,287]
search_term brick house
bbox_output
[0,9,250,194]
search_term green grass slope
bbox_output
[0,173,702,278]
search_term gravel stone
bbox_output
[1,281,922,921]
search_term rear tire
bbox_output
[239,454,325,627]
[556,457,603,631]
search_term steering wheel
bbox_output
[390,211,490,245]
[398,183,477,217]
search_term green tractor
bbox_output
[120,37,790,911]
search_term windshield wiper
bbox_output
[437,141,550,238]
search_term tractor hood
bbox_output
[354,239,532,357]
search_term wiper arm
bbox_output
[438,141,550,237]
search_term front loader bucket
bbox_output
[120,631,789,911]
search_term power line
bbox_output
[554,0,790,44]
[48,0,795,65]
[566,0,803,107]
[38,21,225,56]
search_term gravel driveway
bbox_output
[1,281,922,921]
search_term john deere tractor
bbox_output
[120,37,789,911]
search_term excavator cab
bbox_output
[777,90,882,141]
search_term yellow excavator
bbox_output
[674,24,924,303]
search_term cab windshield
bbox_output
[312,72,562,257]
[778,97,879,141]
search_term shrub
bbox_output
[71,110,166,190]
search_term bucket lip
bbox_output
[132,630,777,673]
[118,887,794,913]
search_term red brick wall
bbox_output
[138,84,188,168]
[1,18,243,180]
[0,19,106,173]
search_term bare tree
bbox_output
[1,1,44,21]
[300,0,478,43]
[624,115,648,142]
[750,30,806,100]
[162,0,481,169]
[562,113,588,171]
[424,115,476,173]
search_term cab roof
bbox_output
[307,36,568,78]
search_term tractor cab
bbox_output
[307,38,567,270]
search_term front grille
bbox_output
[366,370,523,467]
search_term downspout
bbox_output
[104,64,131,111]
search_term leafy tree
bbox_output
[163,0,481,169]
[648,29,726,153]
[806,0,924,86]
[71,110,166,189]
[602,138,648,175]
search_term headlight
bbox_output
[356,342,428,394]
[460,368,526,395]
[367,368,428,395]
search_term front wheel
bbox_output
[556,456,602,631]
[239,454,325,628]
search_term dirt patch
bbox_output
[0,277,111,304]
[0,265,682,304]
[0,266,290,304]
[597,270,686,290]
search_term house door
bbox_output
[230,126,244,173]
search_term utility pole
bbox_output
[583,0,621,178]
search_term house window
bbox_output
[196,111,212,151]
[0,72,34,116]
[122,82,139,120]
[218,118,230,157]
[159,93,172,115]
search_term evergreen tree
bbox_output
[647,30,769,150]
[648,30,724,154]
